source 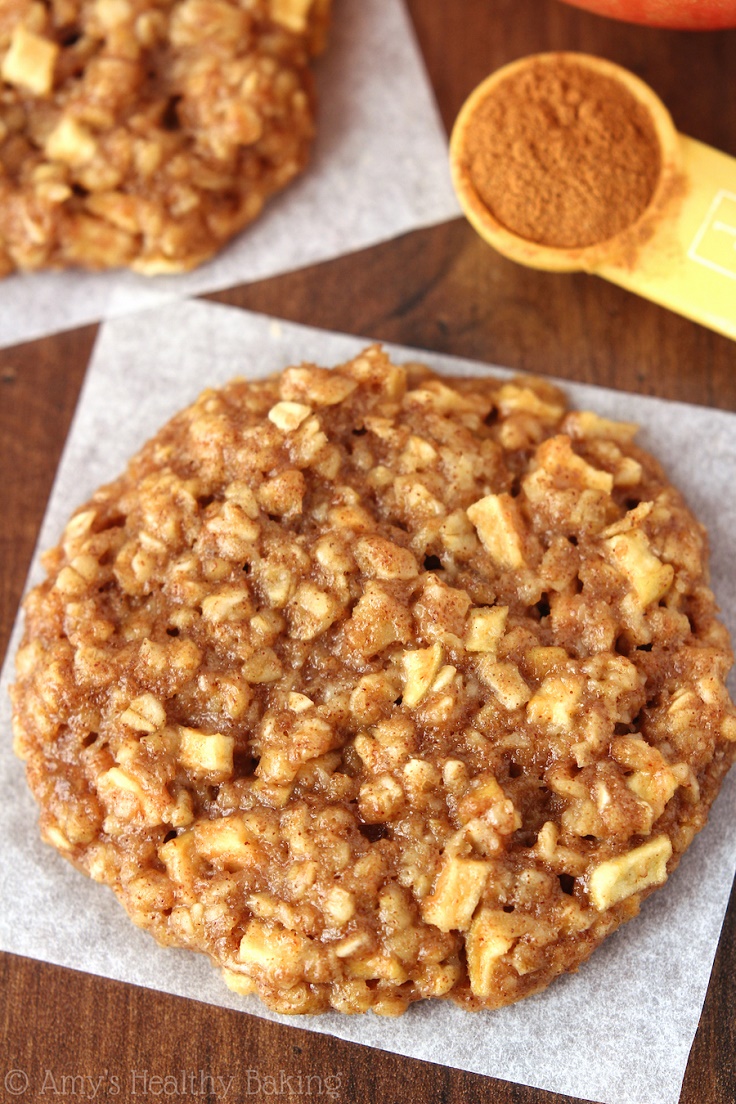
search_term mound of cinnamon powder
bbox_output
[461,58,662,249]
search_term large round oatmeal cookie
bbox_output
[11,348,736,1015]
[0,0,329,275]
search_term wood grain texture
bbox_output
[1,2,735,1102]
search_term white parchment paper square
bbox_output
[0,0,460,350]
[2,299,735,1104]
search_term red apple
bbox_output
[558,0,736,29]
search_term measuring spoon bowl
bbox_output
[449,52,681,274]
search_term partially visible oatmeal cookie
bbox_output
[11,348,736,1015]
[0,0,330,274]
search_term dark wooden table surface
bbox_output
[2,2,736,1102]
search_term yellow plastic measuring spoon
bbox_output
[449,53,736,341]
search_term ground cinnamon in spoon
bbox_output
[461,57,662,249]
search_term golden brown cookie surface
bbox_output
[0,0,330,274]
[11,349,736,1014]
